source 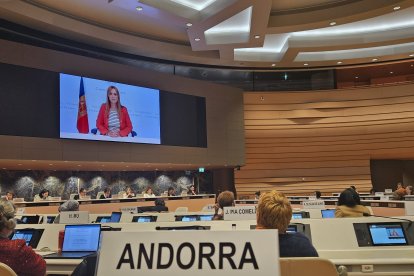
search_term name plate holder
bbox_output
[302,200,325,209]
[223,206,257,221]
[59,211,89,224]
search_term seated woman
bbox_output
[99,188,111,199]
[213,191,235,220]
[167,187,176,197]
[143,187,156,198]
[335,188,370,217]
[125,187,135,198]
[74,188,87,200]
[188,185,197,195]
[256,190,318,257]
[96,85,132,137]
[0,199,46,275]
[406,185,413,196]
[33,189,50,201]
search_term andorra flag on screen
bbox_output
[76,77,89,133]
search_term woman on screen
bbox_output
[96,86,133,137]
[0,199,46,275]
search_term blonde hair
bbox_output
[0,199,16,232]
[256,190,292,233]
[105,86,122,118]
[217,191,235,209]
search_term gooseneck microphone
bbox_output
[362,212,413,228]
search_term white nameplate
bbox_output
[121,207,138,214]
[385,189,393,194]
[97,230,279,276]
[405,201,414,215]
[16,207,25,215]
[224,206,257,221]
[302,200,325,209]
[59,211,89,224]
[375,192,384,196]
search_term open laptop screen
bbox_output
[321,209,336,218]
[12,230,34,246]
[110,212,122,223]
[292,213,303,219]
[62,224,101,252]
[368,223,407,246]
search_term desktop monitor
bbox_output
[96,216,111,223]
[175,215,198,222]
[11,229,44,248]
[292,213,303,219]
[199,215,214,221]
[19,215,40,224]
[321,209,336,218]
[132,216,157,223]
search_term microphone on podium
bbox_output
[362,212,412,227]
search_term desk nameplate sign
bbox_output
[59,211,89,224]
[223,206,257,221]
[302,200,325,209]
[97,230,279,276]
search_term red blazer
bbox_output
[96,104,133,137]
[0,239,46,276]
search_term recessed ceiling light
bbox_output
[2,168,6,170]
[254,35,260,39]
[409,54,414,57]
[337,61,343,64]
[77,164,81,166]
[393,6,401,10]
[372,58,378,62]
[49,163,53,166]
[186,23,193,27]
[411,64,414,67]
[330,22,336,26]
[136,6,143,11]
[304,63,309,66]
[18,164,22,166]
[194,38,201,41]
[355,76,359,79]
[390,71,394,74]
[271,64,276,67]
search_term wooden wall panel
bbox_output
[236,83,414,197]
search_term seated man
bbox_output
[99,188,111,199]
[74,188,87,200]
[256,190,318,257]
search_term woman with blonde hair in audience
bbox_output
[335,188,370,217]
[0,198,46,275]
[256,190,318,257]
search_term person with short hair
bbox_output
[5,191,13,201]
[34,189,50,201]
[254,191,261,200]
[74,188,87,200]
[335,188,370,217]
[54,199,80,224]
[154,198,169,212]
[213,191,235,220]
[256,190,318,257]
[100,188,111,199]
[0,199,46,275]
[315,191,322,199]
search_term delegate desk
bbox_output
[13,194,215,214]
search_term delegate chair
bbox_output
[0,263,17,276]
[280,258,341,276]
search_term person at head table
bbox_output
[33,189,51,201]
[4,191,14,201]
[188,185,197,195]
[99,188,111,199]
[143,187,156,198]
[125,186,135,198]
[255,190,318,257]
[335,188,370,217]
[406,185,413,196]
[167,187,176,197]
[96,85,133,137]
[74,188,87,200]
[0,199,46,275]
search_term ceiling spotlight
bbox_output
[304,63,309,66]
[411,64,414,67]
[372,58,378,62]
[329,22,336,26]
[254,35,260,39]
[271,63,276,67]
[194,38,201,41]
[355,76,359,79]
[393,6,401,10]
[409,54,414,57]
[186,22,193,27]
[337,61,343,64]
[390,71,394,74]
[136,6,143,11]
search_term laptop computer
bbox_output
[321,209,336,218]
[110,212,122,223]
[11,228,44,248]
[44,224,101,259]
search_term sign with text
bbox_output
[120,207,138,213]
[302,200,325,209]
[59,211,89,224]
[16,207,25,215]
[96,230,279,276]
[223,206,257,221]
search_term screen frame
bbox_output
[367,222,408,246]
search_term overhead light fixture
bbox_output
[355,76,359,79]
[186,23,193,27]
[254,35,260,39]
[409,54,414,57]
[337,61,343,64]
[393,6,401,10]
[136,6,143,11]
[304,63,309,66]
[329,22,336,26]
[372,58,378,62]
[194,38,201,41]
[390,71,394,74]
[271,63,276,67]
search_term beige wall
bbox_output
[0,39,245,167]
[237,83,414,197]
